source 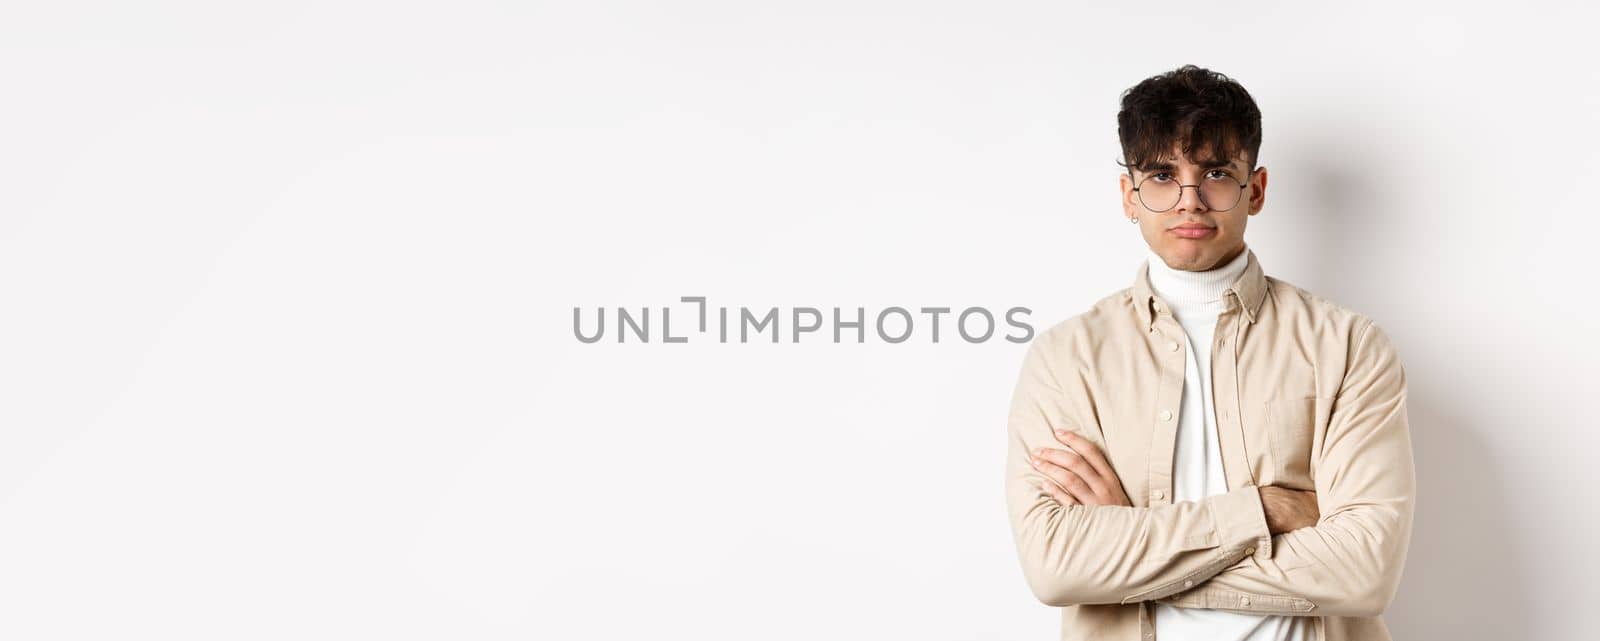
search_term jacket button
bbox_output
[1168,341,1180,351]
[1159,410,1173,421]
[1184,580,1194,588]
[1152,489,1165,500]
[1241,596,1251,606]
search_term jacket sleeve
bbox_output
[1156,319,1417,617]
[1005,330,1275,608]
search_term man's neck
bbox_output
[1145,246,1250,305]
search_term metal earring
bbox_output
[1130,217,1139,224]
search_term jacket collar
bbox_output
[1132,246,1267,330]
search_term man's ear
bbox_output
[1119,173,1137,219]
[1247,165,1268,215]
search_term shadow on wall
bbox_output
[1386,396,1530,640]
[1284,145,1530,639]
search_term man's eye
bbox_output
[1206,169,1233,180]
[1150,172,1172,181]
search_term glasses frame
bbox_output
[1130,166,1258,213]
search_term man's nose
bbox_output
[1176,182,1208,213]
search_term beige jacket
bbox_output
[1004,247,1415,640]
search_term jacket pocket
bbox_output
[1264,396,1317,487]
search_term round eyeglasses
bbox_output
[1131,168,1256,213]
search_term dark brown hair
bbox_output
[1116,65,1262,176]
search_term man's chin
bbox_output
[1155,247,1209,270]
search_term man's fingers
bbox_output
[1054,430,1114,478]
[1040,479,1079,506]
[1028,453,1075,493]
[1055,430,1119,484]
[1029,454,1094,502]
[1036,447,1107,498]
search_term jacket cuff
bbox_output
[1207,485,1273,562]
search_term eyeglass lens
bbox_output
[1136,172,1247,212]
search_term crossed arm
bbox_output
[1028,431,1321,542]
[1005,320,1416,616]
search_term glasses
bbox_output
[1131,167,1256,213]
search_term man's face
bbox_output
[1118,143,1267,271]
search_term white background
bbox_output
[1,2,1595,639]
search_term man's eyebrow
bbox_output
[1138,159,1238,172]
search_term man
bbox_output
[1003,65,1415,641]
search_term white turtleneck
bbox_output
[1146,246,1314,641]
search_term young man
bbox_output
[1004,65,1416,641]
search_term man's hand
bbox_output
[1028,430,1132,507]
[1259,486,1320,535]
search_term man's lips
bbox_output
[1169,225,1216,239]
